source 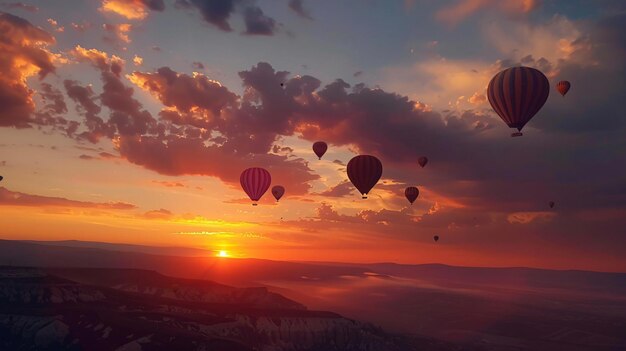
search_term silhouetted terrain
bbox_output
[1,240,626,350]
[0,266,435,351]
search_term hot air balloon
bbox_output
[433,235,439,242]
[272,185,285,202]
[487,66,550,137]
[0,176,3,182]
[556,81,570,97]
[405,186,419,205]
[240,167,271,206]
[312,141,328,160]
[347,155,383,199]
[418,156,428,168]
[549,201,555,209]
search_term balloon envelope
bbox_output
[0,176,3,182]
[487,67,550,135]
[418,156,428,168]
[433,235,439,242]
[549,201,555,209]
[556,81,571,96]
[405,186,419,204]
[240,168,271,205]
[272,185,285,201]
[347,155,383,199]
[312,141,328,160]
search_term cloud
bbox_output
[103,23,133,46]
[242,6,277,36]
[63,79,113,143]
[47,18,64,32]
[315,180,354,198]
[71,46,157,137]
[0,12,57,128]
[0,187,136,210]
[1,2,38,12]
[70,21,92,33]
[100,0,165,20]
[133,55,143,66]
[192,61,204,70]
[152,180,185,188]
[288,0,313,20]
[141,208,173,219]
[177,0,279,35]
[437,0,541,26]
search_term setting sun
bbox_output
[217,250,229,258]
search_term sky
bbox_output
[1,0,625,272]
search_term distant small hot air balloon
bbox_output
[556,81,571,97]
[240,167,271,206]
[405,186,419,205]
[0,176,3,182]
[272,185,285,202]
[487,66,550,137]
[433,235,439,242]
[312,141,328,160]
[418,156,428,168]
[549,201,555,209]
[347,155,383,199]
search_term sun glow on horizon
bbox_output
[217,250,229,258]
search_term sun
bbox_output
[217,250,229,258]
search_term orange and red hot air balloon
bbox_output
[240,167,271,206]
[272,185,285,202]
[487,66,550,137]
[312,141,328,160]
[405,186,419,205]
[347,155,383,199]
[556,80,571,97]
[418,156,428,168]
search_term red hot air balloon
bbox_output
[312,141,328,160]
[487,66,550,137]
[418,156,428,168]
[272,185,285,202]
[347,155,383,199]
[556,80,571,97]
[405,186,419,205]
[240,167,271,206]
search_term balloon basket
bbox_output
[511,132,523,137]
[252,203,258,206]
[362,196,367,199]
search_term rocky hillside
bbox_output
[0,267,416,351]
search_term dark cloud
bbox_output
[63,79,114,143]
[315,180,354,198]
[242,5,277,35]
[177,0,279,35]
[177,0,236,31]
[192,61,205,70]
[288,0,312,20]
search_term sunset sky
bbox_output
[1,0,625,272]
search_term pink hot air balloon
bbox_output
[556,81,571,97]
[272,185,285,202]
[240,167,271,206]
[405,186,419,205]
[312,141,328,160]
[347,155,383,199]
[487,66,550,137]
[418,156,428,168]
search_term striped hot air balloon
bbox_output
[240,167,271,206]
[347,155,383,199]
[272,185,285,202]
[405,186,419,205]
[312,141,328,160]
[556,80,571,97]
[487,66,550,137]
